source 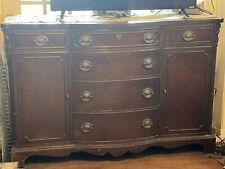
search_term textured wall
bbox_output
[214,0,225,138]
[204,0,225,138]
[1,0,20,17]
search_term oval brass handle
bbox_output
[182,31,195,42]
[81,122,93,133]
[80,60,92,72]
[142,118,154,130]
[143,57,155,69]
[79,35,92,46]
[143,32,159,44]
[80,91,93,102]
[33,35,49,46]
[142,88,154,99]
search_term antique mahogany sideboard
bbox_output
[1,13,223,166]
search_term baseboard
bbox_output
[220,128,225,138]
[213,127,225,142]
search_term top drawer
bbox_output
[72,29,160,49]
[164,26,215,47]
[12,30,67,50]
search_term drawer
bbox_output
[74,108,158,141]
[72,30,160,49]
[72,50,160,81]
[71,78,160,112]
[164,26,214,47]
[13,30,67,50]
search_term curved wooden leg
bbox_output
[201,137,216,154]
[11,152,28,168]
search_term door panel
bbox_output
[15,54,69,144]
[163,49,213,135]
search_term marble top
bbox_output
[2,10,220,25]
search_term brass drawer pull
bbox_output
[80,60,92,72]
[81,122,93,133]
[182,31,195,42]
[80,91,93,102]
[142,118,154,130]
[142,88,154,99]
[143,57,155,69]
[79,35,92,46]
[143,32,159,44]
[33,35,49,46]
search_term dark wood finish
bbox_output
[11,135,215,168]
[72,50,160,81]
[163,48,213,135]
[72,29,160,49]
[1,15,222,167]
[14,53,69,144]
[71,78,160,112]
[23,148,222,169]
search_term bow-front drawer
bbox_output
[12,30,67,50]
[73,108,158,141]
[72,29,160,49]
[72,50,160,81]
[164,26,215,47]
[71,78,160,112]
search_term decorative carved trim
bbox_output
[24,134,67,142]
[12,135,215,153]
[215,23,222,45]
[11,135,216,167]
[4,31,13,58]
[0,64,12,162]
[165,124,204,133]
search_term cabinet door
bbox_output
[163,48,214,135]
[15,54,69,144]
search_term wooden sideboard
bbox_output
[1,14,223,167]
